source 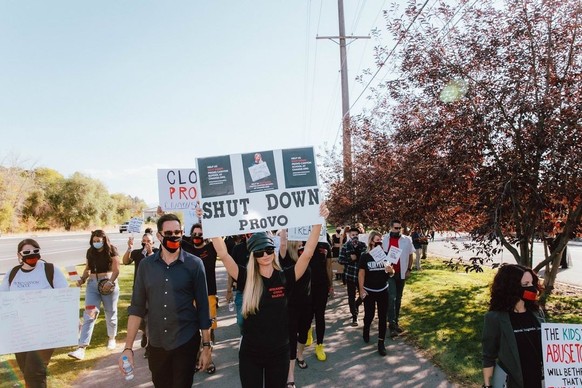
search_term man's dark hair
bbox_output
[349,227,360,234]
[190,223,203,234]
[157,213,181,232]
[390,219,401,227]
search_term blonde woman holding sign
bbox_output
[211,203,328,388]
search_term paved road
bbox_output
[72,263,456,388]
[427,233,582,288]
[0,230,139,275]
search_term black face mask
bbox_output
[374,242,383,248]
[351,236,359,243]
[162,236,182,253]
[522,285,538,301]
[141,243,146,249]
[336,229,341,233]
[390,231,401,238]
[22,253,41,267]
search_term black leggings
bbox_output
[363,289,388,340]
[239,345,289,388]
[288,302,312,359]
[311,283,329,344]
[346,281,359,318]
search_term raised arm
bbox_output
[279,229,288,258]
[212,237,239,281]
[294,203,329,280]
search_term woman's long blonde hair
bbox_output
[242,251,282,318]
[367,231,382,252]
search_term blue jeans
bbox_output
[235,289,244,332]
[79,278,120,346]
[387,275,405,327]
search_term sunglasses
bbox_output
[162,230,183,237]
[253,247,275,257]
[192,233,203,237]
[393,227,402,230]
[20,249,40,255]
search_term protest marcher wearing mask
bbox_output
[0,238,69,387]
[181,222,218,375]
[211,204,328,388]
[122,232,158,358]
[331,226,343,258]
[338,227,367,326]
[118,213,212,387]
[358,232,394,356]
[482,264,544,388]
[383,220,415,338]
[309,240,333,361]
[69,230,120,360]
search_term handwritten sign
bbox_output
[541,322,582,388]
[287,224,328,243]
[0,288,80,355]
[386,246,403,264]
[197,147,322,238]
[128,217,143,233]
[158,169,199,211]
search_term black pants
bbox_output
[346,281,359,319]
[363,289,388,340]
[15,349,54,388]
[239,344,289,388]
[288,302,312,360]
[147,332,200,388]
[311,283,329,344]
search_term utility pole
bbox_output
[317,0,369,200]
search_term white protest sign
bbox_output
[386,246,403,264]
[196,147,322,238]
[157,169,199,211]
[369,246,388,263]
[128,217,143,233]
[359,234,369,245]
[65,266,81,281]
[287,224,328,243]
[0,288,80,355]
[541,322,582,388]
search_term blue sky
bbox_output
[0,1,398,204]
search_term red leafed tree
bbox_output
[325,0,581,295]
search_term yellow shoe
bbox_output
[315,343,326,361]
[305,327,313,346]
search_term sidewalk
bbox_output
[72,264,456,388]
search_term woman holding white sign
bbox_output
[0,238,69,388]
[212,203,328,388]
[358,232,395,357]
[481,264,544,388]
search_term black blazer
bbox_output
[482,309,545,388]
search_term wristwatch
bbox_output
[202,341,212,349]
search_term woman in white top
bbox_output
[0,238,69,388]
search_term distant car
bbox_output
[119,222,129,233]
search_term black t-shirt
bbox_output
[279,253,310,305]
[182,241,218,295]
[237,265,296,353]
[87,245,119,273]
[129,247,159,279]
[509,310,543,388]
[358,252,389,291]
[310,242,331,287]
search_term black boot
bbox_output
[363,325,370,343]
[378,340,387,356]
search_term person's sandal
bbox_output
[296,359,308,369]
[206,362,216,375]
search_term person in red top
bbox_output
[382,220,415,338]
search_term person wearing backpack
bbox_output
[0,238,69,388]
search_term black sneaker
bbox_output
[363,326,370,343]
[351,317,358,327]
[378,340,387,356]
[394,325,404,334]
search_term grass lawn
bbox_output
[1,258,580,387]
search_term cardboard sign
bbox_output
[369,246,388,263]
[0,288,80,355]
[128,217,143,233]
[196,147,322,238]
[541,322,582,388]
[386,246,403,264]
[158,169,199,211]
[287,224,328,243]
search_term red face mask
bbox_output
[522,285,538,301]
[193,237,204,245]
[22,253,41,267]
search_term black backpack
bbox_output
[8,261,55,288]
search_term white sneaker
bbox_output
[107,338,117,350]
[68,347,85,360]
